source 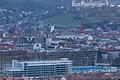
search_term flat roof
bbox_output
[17,58,72,66]
[19,60,72,66]
[94,63,110,66]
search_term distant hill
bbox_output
[0,0,72,10]
[0,0,120,10]
[0,0,51,10]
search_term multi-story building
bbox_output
[16,36,46,51]
[7,58,72,77]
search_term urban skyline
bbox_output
[0,0,120,80]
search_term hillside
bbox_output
[0,0,72,10]
[0,0,120,11]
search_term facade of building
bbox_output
[16,36,46,51]
[72,0,109,7]
[7,58,72,77]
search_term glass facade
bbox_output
[9,58,72,77]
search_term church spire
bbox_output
[105,0,109,6]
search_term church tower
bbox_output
[105,0,109,6]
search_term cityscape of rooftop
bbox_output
[0,0,120,80]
